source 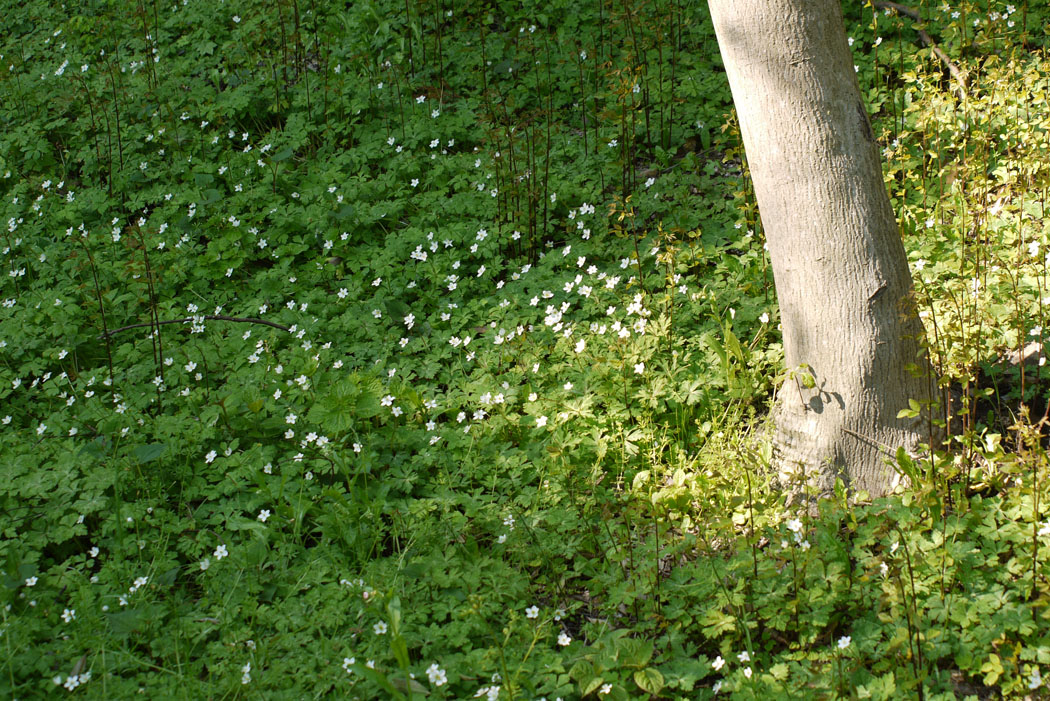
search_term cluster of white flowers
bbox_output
[784,517,811,551]
[54,671,91,691]
[474,685,500,700]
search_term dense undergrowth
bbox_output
[1,0,1049,698]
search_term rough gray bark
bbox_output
[708,0,937,497]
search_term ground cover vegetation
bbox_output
[0,0,1048,698]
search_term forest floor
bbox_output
[1,1,1048,698]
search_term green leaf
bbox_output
[227,516,267,534]
[132,443,167,464]
[633,668,665,695]
[156,567,179,587]
[896,398,922,419]
[569,659,596,683]
[895,447,918,482]
[390,675,429,696]
[349,663,406,700]
[390,633,410,670]
[387,595,402,635]
[581,676,607,697]
[981,653,1003,686]
[106,606,159,637]
[723,326,744,362]
[618,638,654,668]
[631,470,651,491]
[81,436,111,460]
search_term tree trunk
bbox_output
[708,0,937,497]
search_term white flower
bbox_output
[258,509,271,522]
[214,544,228,560]
[62,608,76,623]
[743,667,752,679]
[200,558,211,571]
[525,606,539,619]
[427,663,448,686]
[634,362,645,374]
[837,635,851,649]
[712,655,725,671]
[535,416,548,428]
[558,632,571,646]
[374,620,388,635]
[737,651,750,663]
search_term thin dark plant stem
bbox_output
[107,64,125,172]
[102,315,292,338]
[544,34,553,241]
[78,239,116,382]
[893,525,926,697]
[403,0,414,76]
